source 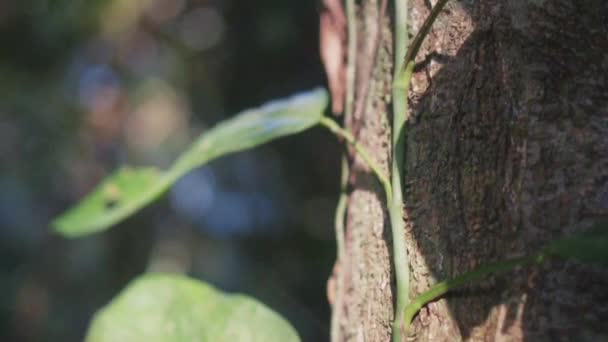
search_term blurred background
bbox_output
[0,1,340,341]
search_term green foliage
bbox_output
[53,167,169,238]
[542,223,608,264]
[86,273,300,342]
[53,88,328,237]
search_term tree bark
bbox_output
[330,0,608,341]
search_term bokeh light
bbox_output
[0,1,333,341]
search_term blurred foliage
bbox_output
[54,88,328,237]
[0,1,336,341]
[86,273,299,342]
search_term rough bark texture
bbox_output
[337,1,394,341]
[331,0,608,341]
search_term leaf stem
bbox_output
[402,254,544,333]
[319,117,393,203]
[397,0,449,86]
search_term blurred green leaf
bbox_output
[543,223,608,264]
[86,273,300,342]
[172,87,328,174]
[53,167,169,238]
[53,88,328,237]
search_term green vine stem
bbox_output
[391,0,410,340]
[330,155,349,342]
[319,117,393,202]
[394,0,449,89]
[401,222,608,333]
[334,157,349,260]
[402,254,544,333]
[391,0,450,339]
[325,0,452,339]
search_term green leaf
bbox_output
[172,88,329,174]
[53,88,328,237]
[53,167,170,238]
[542,223,608,264]
[85,273,300,342]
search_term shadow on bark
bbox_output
[402,0,608,339]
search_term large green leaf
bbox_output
[53,88,328,237]
[86,273,300,342]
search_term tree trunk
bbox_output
[329,0,608,341]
